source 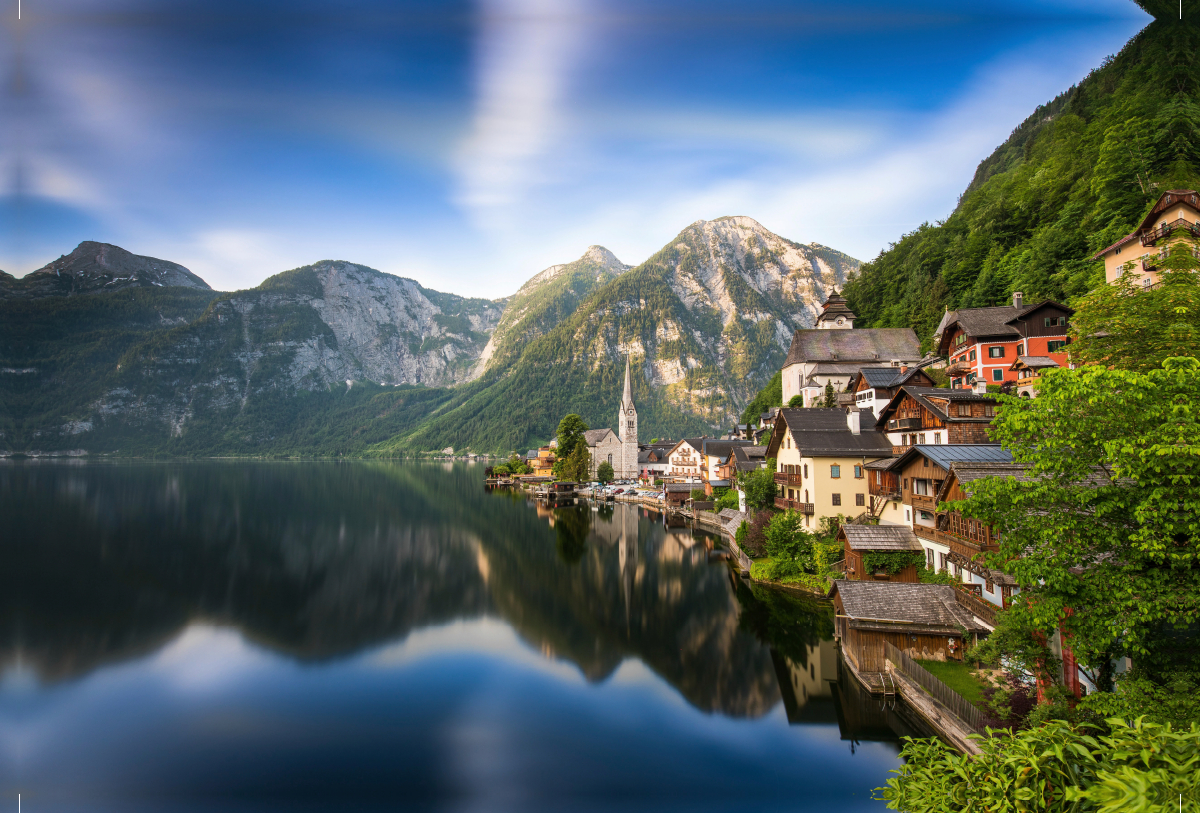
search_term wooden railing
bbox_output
[773,472,803,486]
[953,586,999,627]
[885,643,988,733]
[887,417,922,431]
[911,493,937,511]
[1141,217,1200,246]
[774,497,814,514]
[913,524,938,543]
[870,484,901,500]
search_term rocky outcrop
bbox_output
[0,241,211,299]
[472,245,630,378]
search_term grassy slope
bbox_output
[842,12,1200,350]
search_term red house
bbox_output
[935,293,1073,388]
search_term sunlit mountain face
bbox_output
[0,460,924,811]
[1,0,1146,295]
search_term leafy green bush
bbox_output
[877,718,1200,813]
[860,549,925,575]
[689,488,707,501]
[762,510,816,580]
[713,489,739,512]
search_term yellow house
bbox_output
[530,445,556,477]
[764,408,895,530]
[1093,189,1200,288]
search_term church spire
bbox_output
[622,356,634,408]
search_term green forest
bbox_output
[842,10,1200,351]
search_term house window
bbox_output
[855,493,865,506]
[905,509,911,521]
[939,552,948,572]
[832,493,841,506]
[830,465,841,478]
[927,548,935,568]
[969,350,976,361]
[934,432,942,444]
[1017,344,1024,355]
[608,454,613,464]
[803,464,808,478]
[986,578,995,593]
[919,510,933,520]
[985,406,995,417]
[854,465,863,478]
[919,433,926,443]
[992,368,1003,381]
[957,404,971,416]
[1047,340,1067,353]
[1044,316,1067,327]
[903,478,908,490]
[988,346,1004,358]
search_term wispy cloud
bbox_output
[454,0,590,224]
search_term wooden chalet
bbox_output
[839,525,923,583]
[875,386,1000,451]
[829,580,988,673]
[935,462,1027,608]
[1009,355,1060,398]
[847,364,936,417]
[664,483,694,507]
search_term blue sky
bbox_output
[1,0,1148,296]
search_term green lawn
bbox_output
[915,659,988,706]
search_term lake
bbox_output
[0,461,927,812]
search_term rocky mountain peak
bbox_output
[1,241,212,299]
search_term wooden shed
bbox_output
[838,524,923,583]
[829,580,987,673]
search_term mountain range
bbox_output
[0,220,857,455]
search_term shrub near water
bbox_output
[878,718,1200,813]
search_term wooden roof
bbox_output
[838,524,922,551]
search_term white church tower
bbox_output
[617,357,638,478]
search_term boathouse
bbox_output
[829,580,987,674]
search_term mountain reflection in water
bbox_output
[0,461,917,812]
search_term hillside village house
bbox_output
[765,408,894,528]
[1010,355,1061,398]
[934,293,1074,389]
[847,364,936,418]
[781,294,922,408]
[874,386,1000,450]
[666,439,705,482]
[872,445,1014,574]
[637,444,673,483]
[1093,189,1200,287]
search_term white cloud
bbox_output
[454,0,591,224]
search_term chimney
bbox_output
[900,363,909,374]
[972,380,988,395]
[846,411,861,435]
[1013,291,1023,311]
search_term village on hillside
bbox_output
[487,188,1200,746]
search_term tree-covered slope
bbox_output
[842,12,1200,350]
[377,217,858,453]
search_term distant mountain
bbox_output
[386,217,859,453]
[0,241,211,299]
[472,245,631,378]
[1,221,856,455]
[842,10,1199,349]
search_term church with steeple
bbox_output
[582,357,639,480]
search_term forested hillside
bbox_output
[843,9,1200,350]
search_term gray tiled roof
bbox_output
[665,483,695,492]
[878,386,999,424]
[583,428,617,445]
[1005,299,1074,324]
[840,525,922,551]
[1014,355,1059,369]
[944,305,1021,340]
[857,366,928,389]
[830,581,986,631]
[700,439,754,459]
[893,444,1012,472]
[784,329,922,368]
[777,408,894,457]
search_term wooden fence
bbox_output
[885,642,987,733]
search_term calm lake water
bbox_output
[1,461,927,812]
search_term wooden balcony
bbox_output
[942,532,999,562]
[869,484,900,500]
[774,497,815,514]
[953,585,999,626]
[773,472,803,486]
[912,524,938,543]
[886,417,922,431]
[910,493,937,512]
[1140,217,1200,246]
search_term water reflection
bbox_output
[0,461,917,811]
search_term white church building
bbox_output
[583,358,639,479]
